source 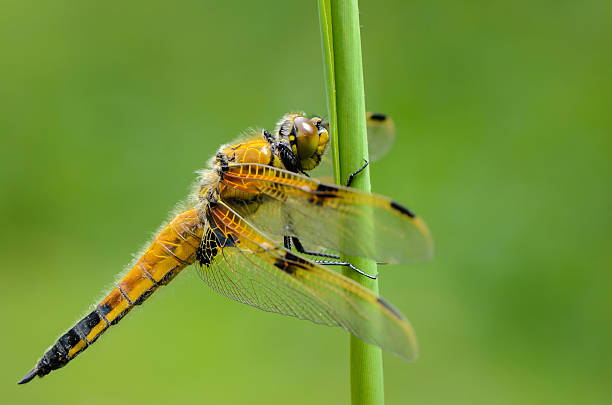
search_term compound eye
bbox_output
[293,116,319,159]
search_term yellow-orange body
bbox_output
[19,210,204,382]
[107,208,204,319]
[20,117,312,383]
[220,137,274,167]
[19,113,429,384]
[215,136,279,201]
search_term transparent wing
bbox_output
[220,164,433,264]
[366,112,396,162]
[309,112,396,180]
[197,202,418,361]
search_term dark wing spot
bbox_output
[316,183,339,193]
[285,251,309,266]
[312,183,340,205]
[390,201,416,218]
[377,296,404,320]
[273,257,294,274]
[274,251,309,275]
[369,113,387,121]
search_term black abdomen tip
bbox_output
[18,367,38,385]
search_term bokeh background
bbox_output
[1,1,610,404]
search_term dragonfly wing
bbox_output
[220,164,433,264]
[366,112,396,162]
[197,202,418,361]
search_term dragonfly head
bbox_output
[277,113,329,171]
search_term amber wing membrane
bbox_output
[198,202,418,361]
[18,210,203,384]
[219,163,433,264]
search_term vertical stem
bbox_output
[319,1,384,404]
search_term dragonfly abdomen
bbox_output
[19,209,204,384]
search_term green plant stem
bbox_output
[318,1,384,404]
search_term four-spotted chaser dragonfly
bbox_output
[19,113,433,384]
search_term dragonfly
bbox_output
[18,112,433,384]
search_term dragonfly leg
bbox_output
[346,159,369,188]
[283,235,292,250]
[290,236,340,259]
[314,260,379,280]
[288,237,380,279]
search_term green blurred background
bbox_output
[1,1,610,404]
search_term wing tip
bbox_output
[389,201,435,260]
[401,349,419,363]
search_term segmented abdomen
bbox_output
[19,209,204,384]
